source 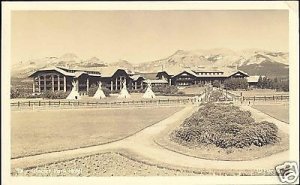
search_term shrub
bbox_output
[209,90,223,102]
[152,85,178,94]
[171,103,279,149]
[41,91,69,99]
[128,88,144,93]
[88,84,98,97]
[88,84,111,97]
[11,87,20,99]
[224,78,248,90]
[177,91,185,95]
[212,80,221,88]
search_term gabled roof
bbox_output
[247,75,262,83]
[74,71,87,78]
[226,70,249,77]
[29,66,101,77]
[171,68,249,78]
[156,71,173,78]
[99,67,118,77]
[130,74,145,81]
[135,72,158,80]
[29,66,75,77]
[143,79,168,84]
[56,66,101,75]
[173,69,198,78]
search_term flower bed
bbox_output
[171,103,279,149]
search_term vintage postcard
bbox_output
[1,1,299,185]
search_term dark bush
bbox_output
[212,80,221,88]
[152,85,178,94]
[88,84,111,97]
[88,84,98,97]
[41,91,69,99]
[224,78,248,90]
[11,87,20,99]
[171,103,279,149]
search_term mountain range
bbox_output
[11,48,289,79]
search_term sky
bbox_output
[11,10,289,64]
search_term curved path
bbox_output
[12,105,289,172]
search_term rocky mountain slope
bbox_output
[11,49,289,79]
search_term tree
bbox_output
[152,85,178,94]
[224,78,248,90]
[88,84,111,97]
[257,76,263,88]
[11,87,20,99]
[88,84,98,96]
[256,76,289,92]
[212,80,221,88]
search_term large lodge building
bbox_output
[29,66,253,94]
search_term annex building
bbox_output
[29,66,254,94]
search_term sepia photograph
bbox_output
[1,1,299,185]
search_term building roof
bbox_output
[29,66,75,77]
[246,75,261,83]
[74,71,87,78]
[130,74,144,81]
[171,68,249,78]
[135,72,158,80]
[29,66,101,77]
[99,67,118,77]
[193,68,223,73]
[144,79,168,84]
[226,70,249,77]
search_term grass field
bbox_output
[177,86,205,95]
[11,151,276,176]
[230,89,289,97]
[11,107,182,158]
[252,103,289,123]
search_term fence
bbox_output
[11,98,199,111]
[242,95,289,102]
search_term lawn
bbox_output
[177,86,205,95]
[11,107,182,158]
[252,103,289,123]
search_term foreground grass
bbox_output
[11,107,182,158]
[252,103,289,123]
[177,86,206,95]
[12,151,276,176]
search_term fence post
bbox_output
[18,101,20,107]
[49,101,51,106]
[264,96,266,101]
[28,101,31,107]
[254,96,255,101]
[39,101,41,106]
[281,95,283,100]
[78,101,80,106]
[273,95,275,100]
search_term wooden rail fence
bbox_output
[242,95,289,101]
[11,98,200,111]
